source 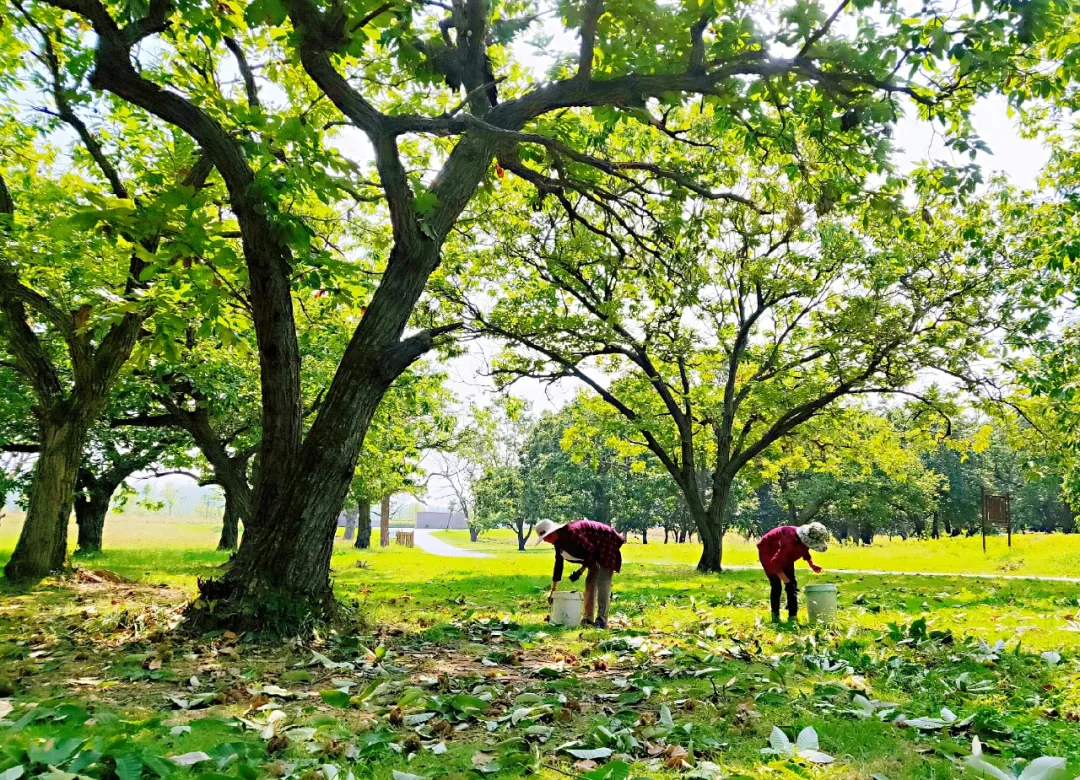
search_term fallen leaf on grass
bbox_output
[566,747,613,760]
[664,744,689,768]
[391,771,427,780]
[573,760,598,771]
[472,753,495,768]
[762,726,834,764]
[170,751,212,766]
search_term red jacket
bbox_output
[757,525,814,575]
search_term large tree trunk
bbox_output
[355,501,371,549]
[517,520,527,551]
[469,525,480,542]
[218,493,242,551]
[931,511,940,539]
[5,419,86,581]
[641,527,647,544]
[380,494,391,548]
[74,477,114,555]
[691,479,729,573]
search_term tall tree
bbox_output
[74,425,191,553]
[0,99,213,580]
[462,187,1017,570]
[14,0,1066,618]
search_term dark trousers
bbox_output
[767,565,798,617]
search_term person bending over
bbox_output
[757,522,829,624]
[534,518,624,629]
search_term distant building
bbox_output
[415,510,467,530]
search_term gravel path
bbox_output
[412,529,493,559]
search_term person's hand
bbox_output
[546,593,554,605]
[778,573,790,584]
[810,564,823,574]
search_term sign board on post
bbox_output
[980,488,1012,552]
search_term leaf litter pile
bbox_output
[2,573,1080,779]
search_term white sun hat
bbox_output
[532,519,565,544]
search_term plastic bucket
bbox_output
[551,591,583,627]
[805,584,838,625]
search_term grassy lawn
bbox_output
[2,515,1080,779]
[439,528,1080,578]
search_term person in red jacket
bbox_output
[534,518,624,629]
[757,522,830,623]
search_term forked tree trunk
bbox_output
[5,419,86,581]
[355,501,371,549]
[218,493,242,551]
[74,479,115,555]
[517,521,527,551]
[469,525,480,542]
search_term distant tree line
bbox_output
[465,398,1077,547]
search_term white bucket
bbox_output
[551,591,583,627]
[805,584,838,625]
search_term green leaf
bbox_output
[115,754,143,780]
[320,689,351,708]
[28,738,84,766]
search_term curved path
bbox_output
[412,529,493,559]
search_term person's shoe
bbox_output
[787,613,799,625]
[594,617,608,629]
[770,613,782,625]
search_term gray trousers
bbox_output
[582,565,614,623]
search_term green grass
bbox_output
[438,528,1080,578]
[2,515,1080,779]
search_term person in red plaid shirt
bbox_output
[534,518,624,629]
[757,522,829,623]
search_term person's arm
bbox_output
[548,548,564,604]
[805,550,822,573]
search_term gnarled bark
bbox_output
[5,419,85,579]
[218,492,242,551]
[74,470,115,555]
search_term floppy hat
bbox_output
[797,522,830,552]
[532,519,565,544]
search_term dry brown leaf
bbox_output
[664,744,690,769]
[573,760,598,772]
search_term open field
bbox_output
[441,528,1080,579]
[2,516,1080,779]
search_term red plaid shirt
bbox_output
[757,525,814,575]
[549,520,624,582]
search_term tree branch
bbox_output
[223,36,260,109]
[577,0,604,81]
